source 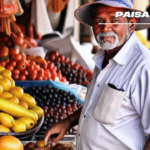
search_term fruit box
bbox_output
[15,80,84,105]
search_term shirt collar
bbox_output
[113,32,136,65]
[93,32,136,66]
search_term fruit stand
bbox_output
[0,0,93,149]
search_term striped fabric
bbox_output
[95,0,133,8]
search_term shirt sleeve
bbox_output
[131,69,150,135]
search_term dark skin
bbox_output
[44,5,150,150]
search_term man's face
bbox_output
[93,5,130,50]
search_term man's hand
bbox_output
[44,107,82,147]
[144,137,150,150]
[44,118,72,147]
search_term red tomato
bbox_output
[57,72,62,80]
[68,61,74,66]
[64,58,69,63]
[5,64,14,71]
[0,46,9,58]
[43,76,48,80]
[58,55,65,62]
[36,75,43,81]
[21,70,28,76]
[21,53,26,60]
[5,59,10,64]
[41,62,47,69]
[25,60,30,67]
[46,72,51,79]
[9,48,19,55]
[52,51,59,57]
[47,62,54,70]
[46,60,50,64]
[78,66,84,70]
[72,64,79,71]
[17,60,26,70]
[12,74,19,80]
[0,61,6,67]
[19,74,26,81]
[34,64,40,71]
[44,69,50,76]
[49,54,56,62]
[60,77,67,83]
[45,54,50,60]
[38,69,44,76]
[29,74,37,80]
[30,60,36,66]
[52,66,57,72]
[14,54,22,62]
[9,61,17,67]
[13,69,20,75]
[51,70,57,80]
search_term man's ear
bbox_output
[129,17,138,33]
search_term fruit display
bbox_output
[0,135,24,150]
[46,51,92,86]
[0,66,44,133]
[25,85,82,134]
[0,47,66,82]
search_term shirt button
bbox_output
[84,115,86,118]
[97,84,100,87]
[79,134,80,136]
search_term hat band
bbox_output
[95,0,133,8]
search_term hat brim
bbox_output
[74,2,150,31]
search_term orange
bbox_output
[0,92,12,99]
[0,78,11,91]
[0,136,23,150]
[9,86,24,99]
[0,69,12,79]
[19,101,28,109]
[0,75,3,79]
[7,96,19,104]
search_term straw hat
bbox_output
[74,0,150,30]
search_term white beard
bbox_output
[96,31,129,50]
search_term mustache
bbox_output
[97,32,118,41]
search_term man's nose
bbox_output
[101,22,112,33]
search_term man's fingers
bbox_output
[52,132,64,144]
[44,129,52,146]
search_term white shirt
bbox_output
[76,32,150,150]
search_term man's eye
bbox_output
[95,20,103,24]
[113,19,119,23]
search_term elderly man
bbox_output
[44,0,150,149]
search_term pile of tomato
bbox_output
[0,47,66,82]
